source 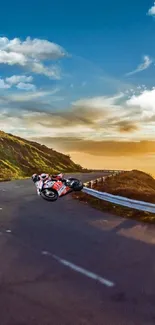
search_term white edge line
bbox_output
[41,251,114,287]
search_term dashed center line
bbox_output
[41,251,115,287]
[0,228,115,288]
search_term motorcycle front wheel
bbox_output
[40,189,59,201]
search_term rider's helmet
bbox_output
[40,173,49,181]
[32,174,39,183]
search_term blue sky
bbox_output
[0,0,155,82]
[1,0,155,172]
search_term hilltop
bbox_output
[0,130,84,181]
[73,170,155,223]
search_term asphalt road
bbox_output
[0,172,155,325]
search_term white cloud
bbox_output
[1,90,155,141]
[30,61,61,78]
[8,88,60,102]
[0,36,67,78]
[126,55,152,76]
[0,51,26,65]
[0,37,9,50]
[72,93,124,109]
[126,88,155,116]
[148,2,155,16]
[16,82,36,91]
[0,78,10,89]
[0,75,35,90]
[6,75,33,85]
[3,37,66,60]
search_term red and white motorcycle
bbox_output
[33,173,84,202]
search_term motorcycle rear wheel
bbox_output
[67,178,83,191]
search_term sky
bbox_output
[1,0,155,175]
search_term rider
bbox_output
[32,173,68,195]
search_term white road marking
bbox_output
[13,185,24,189]
[0,208,2,210]
[6,229,11,233]
[41,251,114,287]
[42,251,51,256]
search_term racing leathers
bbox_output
[32,173,67,195]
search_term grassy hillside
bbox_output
[0,130,83,181]
[72,170,155,223]
[92,170,155,203]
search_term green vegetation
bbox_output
[72,170,155,224]
[0,130,84,181]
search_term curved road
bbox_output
[0,172,155,325]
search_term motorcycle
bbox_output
[35,173,83,202]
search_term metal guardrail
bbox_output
[82,187,155,213]
[83,171,123,188]
[88,170,125,173]
[82,171,155,213]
